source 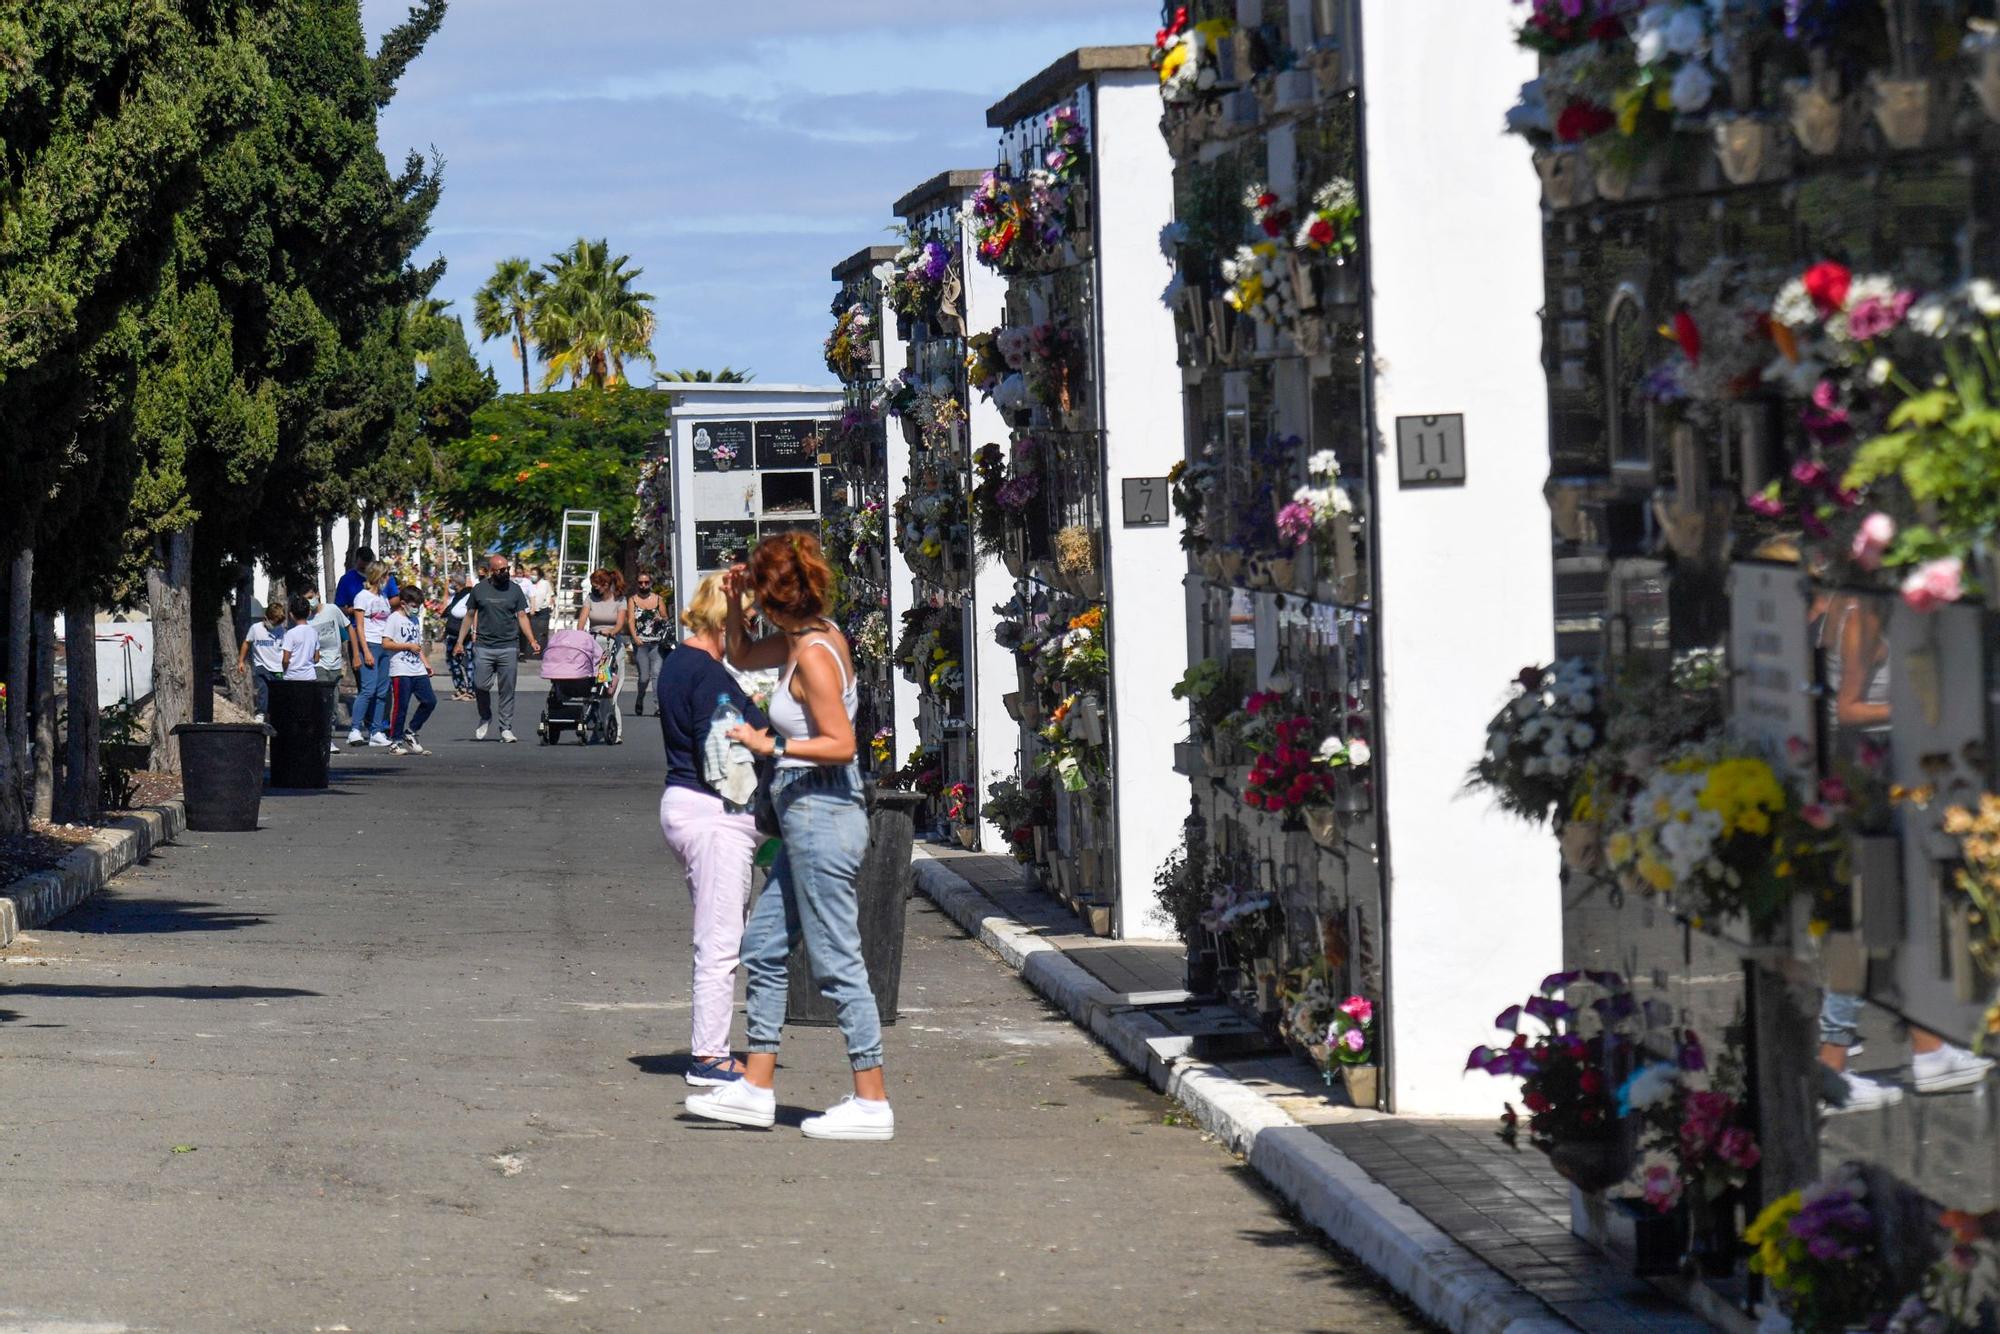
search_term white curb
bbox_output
[1,801,186,946]
[912,852,1573,1334]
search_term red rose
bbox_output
[1803,261,1852,315]
[1554,100,1614,143]
[1672,310,1701,366]
[1523,1092,1551,1113]
[1578,1069,1605,1094]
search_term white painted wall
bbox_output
[665,384,842,628]
[1093,70,1191,940]
[963,213,1023,853]
[874,264,922,778]
[1360,0,1560,1114]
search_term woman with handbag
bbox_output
[685,531,894,1142]
[655,574,768,1087]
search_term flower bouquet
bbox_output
[1467,970,1647,1191]
[1886,1207,2000,1334]
[1939,793,2000,1049]
[710,440,740,469]
[1746,1164,1887,1333]
[1152,7,1236,105]
[945,781,977,847]
[888,227,954,325]
[1328,994,1378,1106]
[1622,1032,1760,1275]
[1469,660,1605,826]
[824,301,876,382]
[1275,448,1355,571]
[1295,178,1361,260]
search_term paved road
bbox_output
[0,679,1424,1332]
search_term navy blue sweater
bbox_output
[657,645,769,794]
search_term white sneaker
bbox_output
[801,1095,894,1142]
[389,741,409,755]
[367,731,392,748]
[1826,1069,1905,1114]
[1913,1044,1994,1094]
[500,729,518,744]
[347,729,365,746]
[685,1079,776,1128]
[328,742,341,756]
[253,712,265,724]
[403,736,427,755]
[474,722,489,741]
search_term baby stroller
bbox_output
[537,629,623,745]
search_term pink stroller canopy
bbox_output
[541,629,600,680]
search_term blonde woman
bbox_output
[347,561,396,747]
[656,574,769,1086]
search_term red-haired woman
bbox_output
[684,532,892,1142]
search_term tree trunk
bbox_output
[31,610,57,822]
[7,550,31,789]
[62,602,100,820]
[148,530,193,774]
[218,592,250,712]
[320,519,336,601]
[516,322,531,396]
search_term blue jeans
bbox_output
[1820,990,1864,1047]
[353,653,389,735]
[741,764,881,1071]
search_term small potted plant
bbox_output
[712,440,740,472]
[1745,1164,1887,1332]
[1327,995,1378,1107]
[944,782,977,849]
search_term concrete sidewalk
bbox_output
[914,848,1716,1334]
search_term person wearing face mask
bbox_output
[455,555,540,743]
[306,587,351,757]
[629,573,670,717]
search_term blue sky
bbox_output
[361,1,1156,389]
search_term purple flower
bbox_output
[1678,1031,1707,1072]
[1524,995,1576,1024]
[1790,457,1829,489]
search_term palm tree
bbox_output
[653,367,755,384]
[531,238,658,390]
[473,257,545,396]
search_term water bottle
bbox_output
[711,692,742,735]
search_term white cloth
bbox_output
[524,577,554,615]
[280,624,320,681]
[383,610,427,677]
[245,622,286,673]
[309,604,346,671]
[354,589,392,644]
[702,716,760,809]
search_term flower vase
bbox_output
[1185,946,1219,996]
[1199,551,1225,583]
[1321,257,1362,307]
[1684,1188,1741,1278]
[1612,1197,1689,1278]
[1533,147,1594,210]
[1073,695,1104,745]
[1002,550,1025,579]
[1079,570,1103,601]
[954,825,978,851]
[1307,1041,1333,1074]
[1558,819,1602,875]
[1218,550,1245,583]
[1711,116,1784,186]
[714,455,733,472]
[1304,804,1341,850]
[1253,964,1280,1015]
[1002,691,1023,722]
[1871,74,1937,150]
[1268,557,1295,591]
[1340,1064,1379,1109]
[1785,75,1846,155]
[1546,1138,1631,1195]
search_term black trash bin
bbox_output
[172,722,272,831]
[266,680,333,790]
[784,787,924,1027]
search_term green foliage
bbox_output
[474,257,545,397]
[655,367,753,384]
[1154,836,1212,948]
[440,386,666,548]
[532,238,657,390]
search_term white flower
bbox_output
[1772,278,1815,328]
[1867,357,1894,387]
[1506,78,1553,137]
[1908,294,1955,338]
[1632,8,1671,65]
[1161,273,1187,310]
[1970,278,2000,318]
[1158,221,1189,259]
[1548,755,1574,777]
[1669,60,1717,113]
[1313,178,1357,213]
[1570,723,1596,749]
[1663,5,1710,57]
[1346,740,1371,767]
[1622,1062,1679,1111]
[1307,449,1341,479]
[1847,273,1896,309]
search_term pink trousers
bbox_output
[659,785,759,1059]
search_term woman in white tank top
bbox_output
[683,531,895,1142]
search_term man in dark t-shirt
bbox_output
[454,554,538,742]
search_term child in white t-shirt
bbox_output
[381,586,437,755]
[237,601,288,721]
[279,594,320,682]
[348,562,395,746]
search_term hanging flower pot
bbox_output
[1217,550,1245,583]
[1340,1064,1379,1109]
[1870,73,1938,150]
[1268,556,1296,590]
[1711,116,1784,186]
[1304,803,1340,850]
[1002,549,1025,579]
[1786,76,1847,155]
[1533,147,1595,210]
[1559,818,1602,874]
[1002,691,1023,722]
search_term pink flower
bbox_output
[1850,512,1895,571]
[1338,995,1374,1024]
[1901,556,1965,612]
[1342,1027,1367,1053]
[1799,802,1836,831]
[1848,294,1912,340]
[1747,490,1785,518]
[1790,457,1829,489]
[1811,379,1840,411]
[1716,1127,1761,1171]
[1643,1164,1683,1214]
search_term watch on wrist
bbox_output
[772,736,788,760]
